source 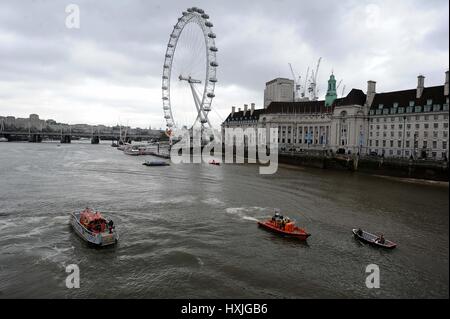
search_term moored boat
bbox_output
[70,208,118,246]
[209,160,220,165]
[352,228,396,249]
[143,160,170,166]
[258,212,310,240]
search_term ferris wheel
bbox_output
[162,7,218,133]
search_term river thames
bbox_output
[0,141,448,298]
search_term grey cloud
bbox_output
[0,0,448,128]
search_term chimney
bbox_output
[231,106,235,116]
[243,104,248,115]
[238,107,241,113]
[445,70,449,96]
[417,75,425,99]
[366,80,376,107]
[250,103,255,115]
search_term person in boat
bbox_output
[272,212,280,222]
[108,220,115,234]
[376,234,385,244]
[356,228,363,236]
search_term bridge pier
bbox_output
[60,135,71,143]
[91,136,100,144]
[28,134,42,143]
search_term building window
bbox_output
[383,140,386,147]
[406,141,410,147]
[423,141,428,148]
[434,123,439,129]
[409,101,415,107]
[433,141,437,149]
[390,140,394,147]
[427,99,432,105]
[432,152,437,158]
[424,123,429,129]
[415,106,422,113]
[415,124,420,129]
[444,123,449,129]
[443,141,447,150]
[398,141,402,147]
[393,102,399,108]
[378,104,384,109]
[398,107,405,113]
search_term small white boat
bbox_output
[0,137,8,142]
[70,208,118,246]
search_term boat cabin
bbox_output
[80,209,107,233]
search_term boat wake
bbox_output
[225,207,267,222]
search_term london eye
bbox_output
[162,7,218,134]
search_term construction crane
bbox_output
[311,57,322,100]
[336,79,343,90]
[288,63,302,101]
[341,85,346,97]
[302,67,310,99]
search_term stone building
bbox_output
[222,70,449,160]
[367,72,449,159]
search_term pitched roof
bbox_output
[264,89,366,114]
[371,85,447,109]
[333,89,366,107]
[224,108,265,122]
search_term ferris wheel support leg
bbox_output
[189,82,210,128]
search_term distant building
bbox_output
[263,78,294,108]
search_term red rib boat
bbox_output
[258,215,310,240]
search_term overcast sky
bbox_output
[0,0,448,129]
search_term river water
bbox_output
[0,141,448,298]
